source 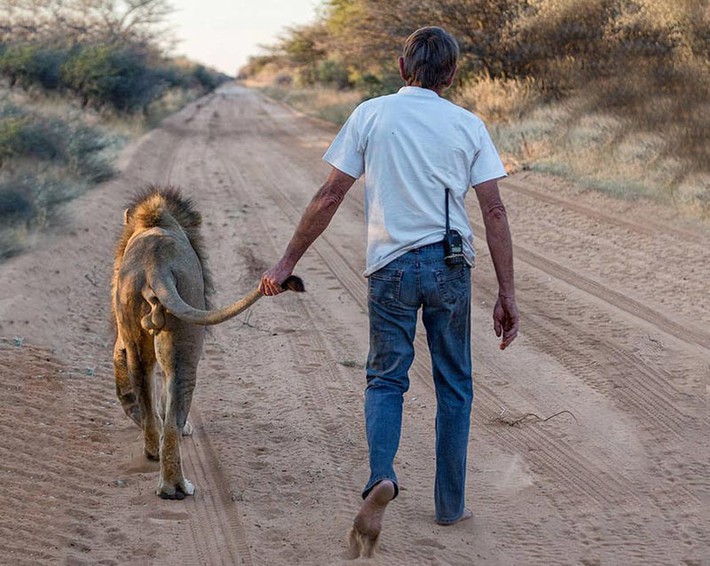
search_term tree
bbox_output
[0,0,174,45]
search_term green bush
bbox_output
[0,182,34,224]
[0,38,229,115]
[60,44,167,112]
[0,100,120,260]
[0,43,68,90]
[315,59,351,89]
[0,174,78,259]
[0,109,66,163]
[0,105,115,175]
[191,64,220,91]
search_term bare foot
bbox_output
[436,508,473,526]
[346,480,396,559]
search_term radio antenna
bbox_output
[445,188,451,232]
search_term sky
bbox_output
[166,0,321,76]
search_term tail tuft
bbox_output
[282,275,305,293]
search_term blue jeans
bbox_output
[363,242,472,524]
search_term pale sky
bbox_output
[167,0,321,76]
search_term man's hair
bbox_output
[401,27,459,90]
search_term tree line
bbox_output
[0,0,229,113]
[243,0,710,176]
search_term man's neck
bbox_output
[406,83,443,95]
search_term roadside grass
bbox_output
[249,73,710,221]
[493,99,710,218]
[256,82,362,126]
[0,83,210,261]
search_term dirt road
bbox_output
[1,84,708,565]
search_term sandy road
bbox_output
[0,84,708,565]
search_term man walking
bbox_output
[259,26,519,558]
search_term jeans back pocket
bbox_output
[435,264,470,304]
[368,267,404,306]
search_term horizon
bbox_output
[167,0,320,76]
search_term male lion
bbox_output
[112,186,303,499]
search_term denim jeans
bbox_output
[363,241,472,524]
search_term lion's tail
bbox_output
[151,275,305,326]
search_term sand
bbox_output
[0,84,708,565]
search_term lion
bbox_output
[111,186,303,499]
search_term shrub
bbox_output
[315,59,351,90]
[0,174,77,259]
[0,108,67,163]
[0,104,115,175]
[0,103,117,208]
[0,43,68,90]
[61,43,167,113]
[66,126,115,183]
[0,183,34,224]
[191,64,222,91]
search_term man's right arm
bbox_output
[259,167,356,296]
[474,179,519,350]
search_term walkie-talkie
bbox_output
[443,188,465,266]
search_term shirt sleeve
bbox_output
[323,105,365,179]
[470,123,507,187]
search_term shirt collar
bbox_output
[397,86,440,98]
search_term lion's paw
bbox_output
[180,478,195,496]
[156,477,195,500]
[181,421,194,436]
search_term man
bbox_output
[259,26,519,558]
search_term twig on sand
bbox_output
[494,406,578,427]
[234,310,270,334]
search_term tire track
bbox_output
[138,96,257,566]
[162,93,366,565]
[501,177,707,243]
[474,218,710,354]
[181,409,254,566]
[0,343,113,566]
[253,90,710,507]
[212,90,645,513]
[208,102,452,565]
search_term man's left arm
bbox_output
[259,167,356,296]
[474,178,520,349]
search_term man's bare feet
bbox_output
[436,507,473,526]
[346,480,396,559]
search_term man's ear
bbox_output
[444,65,458,89]
[123,208,130,225]
[398,56,407,83]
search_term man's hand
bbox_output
[493,295,519,350]
[259,261,293,296]
[258,167,356,297]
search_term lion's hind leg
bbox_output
[113,337,142,426]
[154,331,201,499]
[124,341,159,460]
[155,378,196,500]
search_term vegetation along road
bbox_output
[0,85,708,565]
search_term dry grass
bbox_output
[452,75,540,125]
[489,97,710,218]
[0,88,118,259]
[262,84,361,125]
[0,82,213,260]
[242,72,710,221]
[258,77,709,221]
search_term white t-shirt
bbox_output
[323,86,507,276]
